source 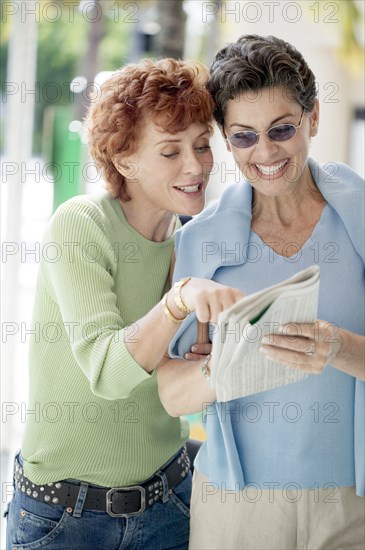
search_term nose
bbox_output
[182,150,204,176]
[253,132,279,160]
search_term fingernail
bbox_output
[261,337,270,345]
[278,325,285,333]
[185,353,192,360]
[191,345,198,352]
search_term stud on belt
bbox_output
[14,447,190,517]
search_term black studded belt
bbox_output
[14,447,190,517]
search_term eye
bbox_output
[195,145,211,153]
[161,152,179,159]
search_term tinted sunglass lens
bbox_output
[268,124,296,142]
[230,132,257,148]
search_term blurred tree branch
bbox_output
[75,0,105,120]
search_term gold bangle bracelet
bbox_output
[173,277,192,315]
[162,293,187,324]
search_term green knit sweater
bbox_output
[22,192,188,486]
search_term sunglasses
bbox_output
[226,108,305,149]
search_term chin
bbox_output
[179,200,205,217]
[189,203,206,216]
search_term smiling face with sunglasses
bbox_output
[208,34,321,204]
[223,86,319,198]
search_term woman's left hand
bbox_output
[260,320,342,374]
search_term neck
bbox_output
[118,199,176,242]
[252,170,325,225]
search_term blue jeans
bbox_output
[5,456,191,550]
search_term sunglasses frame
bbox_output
[226,108,305,149]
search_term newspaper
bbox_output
[210,265,320,401]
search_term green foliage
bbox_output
[99,15,134,70]
[337,0,364,54]
[1,0,137,153]
[33,10,88,151]
[327,0,365,75]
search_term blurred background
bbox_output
[1,0,364,542]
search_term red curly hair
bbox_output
[86,58,215,201]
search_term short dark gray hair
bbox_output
[208,35,317,127]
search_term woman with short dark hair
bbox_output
[159,36,365,549]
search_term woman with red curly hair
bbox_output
[5,58,243,550]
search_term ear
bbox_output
[113,158,129,178]
[115,163,132,178]
[113,155,139,180]
[309,99,319,137]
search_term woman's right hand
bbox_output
[178,277,244,323]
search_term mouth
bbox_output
[174,182,203,194]
[254,159,289,177]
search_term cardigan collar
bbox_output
[174,157,364,281]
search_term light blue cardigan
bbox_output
[170,158,365,496]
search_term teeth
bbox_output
[255,160,288,176]
[177,184,200,193]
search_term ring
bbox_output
[201,354,212,380]
[305,342,316,356]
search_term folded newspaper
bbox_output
[210,265,320,402]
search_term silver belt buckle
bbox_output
[106,486,146,517]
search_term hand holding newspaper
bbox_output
[210,265,320,402]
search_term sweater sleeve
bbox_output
[41,199,151,400]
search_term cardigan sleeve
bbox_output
[41,199,151,400]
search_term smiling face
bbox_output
[224,86,319,198]
[118,120,213,217]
